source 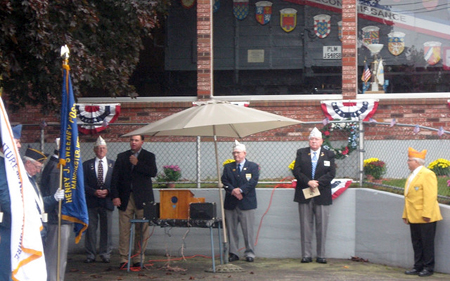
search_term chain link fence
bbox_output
[24,120,450,203]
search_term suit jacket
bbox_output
[293,147,336,205]
[221,160,259,210]
[110,148,157,211]
[0,155,11,228]
[402,166,443,223]
[83,157,115,211]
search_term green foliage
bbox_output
[0,0,170,113]
[428,158,450,177]
[363,158,387,180]
[157,165,181,182]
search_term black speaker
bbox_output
[189,202,216,220]
[143,202,159,223]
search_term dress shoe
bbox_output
[246,257,254,262]
[418,269,433,277]
[404,268,421,275]
[301,257,312,263]
[101,257,110,263]
[119,262,127,269]
[228,253,240,262]
[316,257,327,264]
[84,258,95,263]
[133,262,142,267]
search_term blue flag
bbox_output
[59,63,88,243]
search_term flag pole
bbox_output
[57,45,70,281]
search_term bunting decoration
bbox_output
[75,103,121,134]
[331,179,353,200]
[321,100,379,121]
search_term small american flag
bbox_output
[361,61,371,82]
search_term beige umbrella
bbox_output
[123,100,302,264]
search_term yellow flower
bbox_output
[363,158,380,167]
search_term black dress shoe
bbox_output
[119,262,127,269]
[405,268,421,275]
[228,253,239,262]
[301,257,312,263]
[316,257,327,264]
[133,262,142,267]
[246,257,254,262]
[418,269,433,277]
[84,258,95,263]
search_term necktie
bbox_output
[311,152,318,179]
[98,160,104,187]
[237,163,241,172]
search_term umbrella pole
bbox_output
[213,133,229,264]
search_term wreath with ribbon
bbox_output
[320,122,359,160]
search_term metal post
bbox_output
[359,119,365,185]
[197,136,201,188]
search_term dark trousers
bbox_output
[410,222,437,271]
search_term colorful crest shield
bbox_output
[280,8,297,33]
[233,0,249,20]
[362,26,379,46]
[314,14,331,39]
[338,21,342,41]
[181,0,196,9]
[255,1,272,25]
[388,32,405,56]
[424,41,442,65]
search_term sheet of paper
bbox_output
[303,187,320,199]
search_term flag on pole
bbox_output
[59,51,89,243]
[377,58,384,85]
[361,61,371,82]
[1,97,47,280]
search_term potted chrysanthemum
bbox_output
[157,165,182,188]
[363,158,386,180]
[428,158,450,177]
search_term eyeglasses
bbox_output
[31,161,43,171]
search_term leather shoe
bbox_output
[418,269,433,277]
[405,268,421,275]
[316,257,327,264]
[133,262,142,267]
[301,257,312,263]
[84,258,95,263]
[246,257,254,262]
[228,253,239,262]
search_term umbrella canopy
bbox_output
[122,100,301,137]
[123,100,302,264]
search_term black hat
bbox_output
[25,147,47,164]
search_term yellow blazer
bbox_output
[402,166,443,223]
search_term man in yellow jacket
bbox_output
[403,147,442,277]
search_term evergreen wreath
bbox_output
[320,122,359,160]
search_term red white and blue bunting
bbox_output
[321,100,379,121]
[75,103,121,135]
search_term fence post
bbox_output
[196,136,201,188]
[358,119,365,185]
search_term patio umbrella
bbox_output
[123,100,302,264]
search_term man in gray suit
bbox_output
[83,136,115,263]
[293,127,335,264]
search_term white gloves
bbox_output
[54,189,65,201]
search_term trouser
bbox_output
[410,222,437,271]
[45,224,71,281]
[225,207,256,258]
[118,195,149,264]
[298,201,330,258]
[85,207,113,260]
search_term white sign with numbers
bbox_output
[323,46,342,59]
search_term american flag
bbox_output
[361,61,371,82]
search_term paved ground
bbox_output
[64,254,449,281]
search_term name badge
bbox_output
[324,161,330,167]
[246,173,251,180]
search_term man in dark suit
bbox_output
[111,134,157,268]
[293,127,335,264]
[221,140,259,263]
[83,136,115,264]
